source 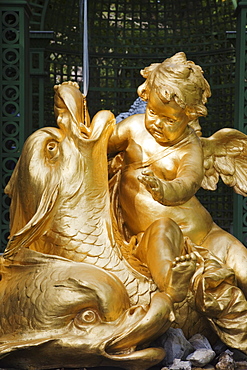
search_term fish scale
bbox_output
[46,222,154,305]
[42,189,156,305]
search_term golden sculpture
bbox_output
[108,52,247,296]
[1,53,247,369]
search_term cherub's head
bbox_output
[137,52,211,120]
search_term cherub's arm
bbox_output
[138,140,204,206]
[108,116,135,178]
[108,116,133,154]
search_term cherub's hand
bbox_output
[138,169,164,203]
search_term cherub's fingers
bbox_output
[137,174,150,187]
[141,169,154,177]
[138,174,158,188]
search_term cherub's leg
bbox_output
[134,217,196,303]
[202,223,247,297]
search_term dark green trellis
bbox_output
[233,0,247,245]
[1,0,246,251]
[0,0,31,249]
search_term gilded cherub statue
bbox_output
[108,51,247,298]
[2,54,247,369]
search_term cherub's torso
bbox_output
[110,114,213,244]
[122,116,187,180]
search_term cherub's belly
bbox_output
[119,179,213,245]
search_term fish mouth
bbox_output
[58,108,115,144]
[104,305,148,354]
[102,312,166,369]
[103,317,165,368]
[104,346,165,369]
[104,292,174,359]
[54,81,115,142]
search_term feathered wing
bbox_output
[200,128,247,196]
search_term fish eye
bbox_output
[46,140,59,160]
[75,309,99,327]
[47,141,57,151]
[81,310,97,323]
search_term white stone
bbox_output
[169,358,192,370]
[186,348,215,367]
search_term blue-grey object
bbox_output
[116,97,147,123]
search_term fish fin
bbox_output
[0,337,57,359]
[4,184,59,259]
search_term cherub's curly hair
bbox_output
[137,52,211,119]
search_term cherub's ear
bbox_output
[185,104,207,120]
[137,82,149,102]
[184,106,198,120]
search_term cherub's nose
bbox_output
[155,118,163,128]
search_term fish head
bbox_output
[0,252,165,370]
[3,83,116,256]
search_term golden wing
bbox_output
[200,128,247,196]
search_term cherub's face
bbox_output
[145,89,190,145]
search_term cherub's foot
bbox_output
[166,252,197,303]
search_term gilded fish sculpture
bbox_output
[0,249,165,369]
[2,71,247,370]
